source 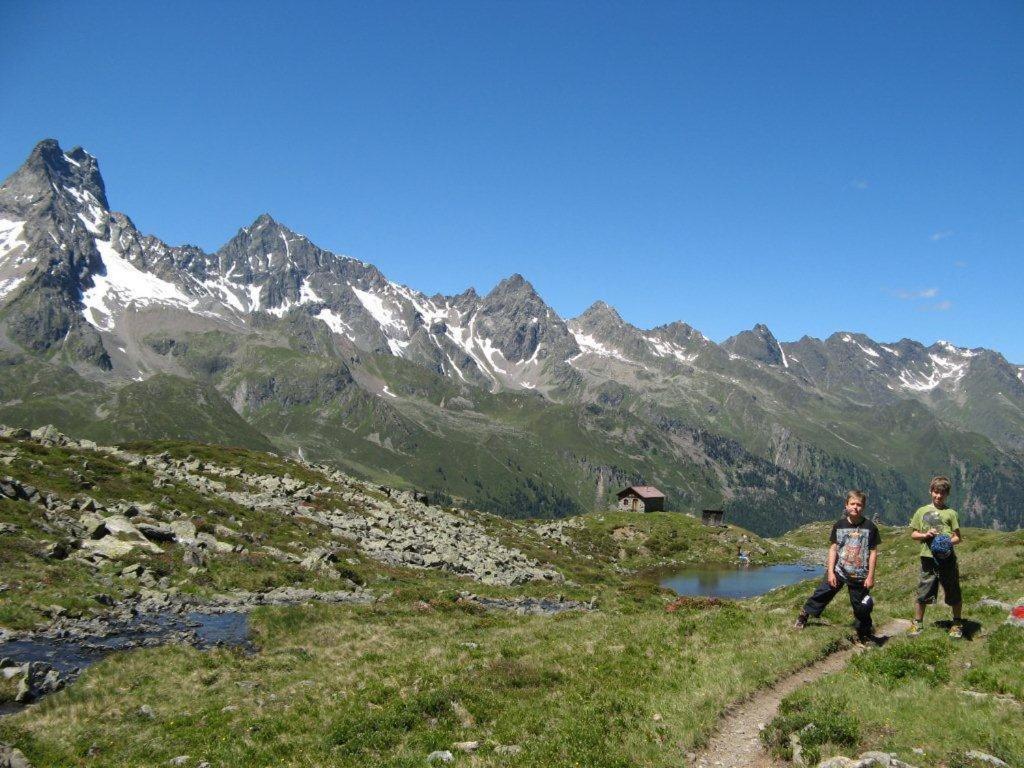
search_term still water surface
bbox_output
[661,563,823,599]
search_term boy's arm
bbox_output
[908,508,932,540]
[911,525,938,541]
[865,547,878,588]
[826,543,839,587]
[950,510,962,545]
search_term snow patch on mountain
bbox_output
[63,186,105,233]
[840,334,882,359]
[646,335,698,364]
[0,276,25,300]
[200,275,248,313]
[452,314,500,384]
[352,286,404,333]
[937,340,978,358]
[0,219,28,262]
[267,297,296,318]
[898,351,969,392]
[299,277,321,303]
[569,331,634,365]
[777,340,789,368]
[315,308,354,337]
[479,335,511,375]
[82,238,196,331]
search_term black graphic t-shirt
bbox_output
[828,516,881,581]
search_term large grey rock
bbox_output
[964,751,1009,767]
[0,743,34,768]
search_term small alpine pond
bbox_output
[660,563,824,599]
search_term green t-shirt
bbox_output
[909,504,960,558]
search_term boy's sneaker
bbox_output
[793,611,809,630]
[948,623,964,639]
[907,620,922,637]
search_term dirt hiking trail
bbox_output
[691,619,910,768]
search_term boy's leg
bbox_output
[801,577,842,621]
[912,557,940,633]
[847,580,873,637]
[937,557,964,635]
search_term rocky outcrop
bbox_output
[0,424,564,587]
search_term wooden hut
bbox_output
[701,509,725,527]
[615,486,665,513]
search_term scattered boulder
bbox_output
[38,540,75,560]
[964,751,1010,767]
[182,546,208,569]
[0,743,33,768]
[13,661,65,704]
[79,512,108,539]
[136,522,176,543]
[169,520,198,543]
[816,753,920,768]
[29,425,69,446]
[456,592,592,615]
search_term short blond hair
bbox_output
[846,489,867,504]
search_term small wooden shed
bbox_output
[616,486,665,513]
[701,509,725,527]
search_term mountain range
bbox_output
[1,139,1022,534]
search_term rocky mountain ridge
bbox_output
[1,139,1023,533]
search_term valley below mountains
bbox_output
[1,139,1023,535]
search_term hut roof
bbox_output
[617,485,665,500]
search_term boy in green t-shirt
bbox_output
[908,476,964,638]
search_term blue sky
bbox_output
[2,2,1022,361]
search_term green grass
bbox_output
[0,597,847,767]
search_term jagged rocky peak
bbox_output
[483,273,543,304]
[219,213,301,269]
[576,300,625,327]
[651,320,705,347]
[570,301,635,345]
[1,139,109,214]
[722,323,785,366]
[474,273,575,364]
[445,286,479,313]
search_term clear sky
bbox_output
[2,2,1022,361]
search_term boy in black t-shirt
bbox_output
[793,489,881,643]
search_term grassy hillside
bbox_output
[0,432,1020,767]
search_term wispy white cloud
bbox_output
[893,287,939,300]
[954,260,968,269]
[917,300,953,312]
[930,229,954,241]
[850,179,870,190]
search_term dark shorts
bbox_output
[917,556,961,606]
